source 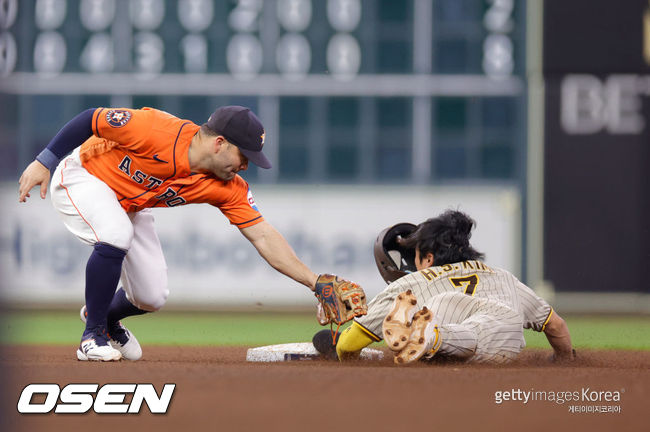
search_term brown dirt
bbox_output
[1,345,648,432]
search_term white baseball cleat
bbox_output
[77,328,122,362]
[382,290,419,352]
[80,305,143,361]
[107,321,143,361]
[393,307,441,365]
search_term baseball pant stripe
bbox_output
[59,158,100,243]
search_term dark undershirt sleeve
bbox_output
[35,108,95,170]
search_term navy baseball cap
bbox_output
[206,106,271,169]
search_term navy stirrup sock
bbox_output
[84,243,126,332]
[107,288,148,325]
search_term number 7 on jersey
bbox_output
[449,274,479,296]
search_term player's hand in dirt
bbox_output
[19,160,51,202]
[549,348,576,363]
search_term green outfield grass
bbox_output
[1,311,649,350]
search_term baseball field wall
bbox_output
[541,0,650,300]
[0,184,520,308]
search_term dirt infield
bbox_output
[1,345,648,432]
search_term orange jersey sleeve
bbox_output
[214,178,264,228]
[91,108,154,152]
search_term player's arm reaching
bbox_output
[515,280,575,361]
[18,107,153,202]
[18,108,95,202]
[240,220,368,326]
[542,311,575,361]
[239,220,318,289]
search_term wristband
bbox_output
[36,148,60,171]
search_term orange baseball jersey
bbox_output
[79,107,263,228]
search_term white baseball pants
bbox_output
[424,292,525,363]
[50,149,169,311]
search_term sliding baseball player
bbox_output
[335,210,574,364]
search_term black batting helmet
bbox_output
[373,223,417,284]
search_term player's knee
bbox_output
[99,225,135,251]
[131,273,169,312]
[132,290,168,312]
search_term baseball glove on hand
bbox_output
[313,274,368,327]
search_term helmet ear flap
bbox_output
[373,223,417,284]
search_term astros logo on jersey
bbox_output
[106,110,132,128]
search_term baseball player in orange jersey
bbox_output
[18,105,359,361]
[335,210,575,364]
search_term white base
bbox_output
[246,342,384,362]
